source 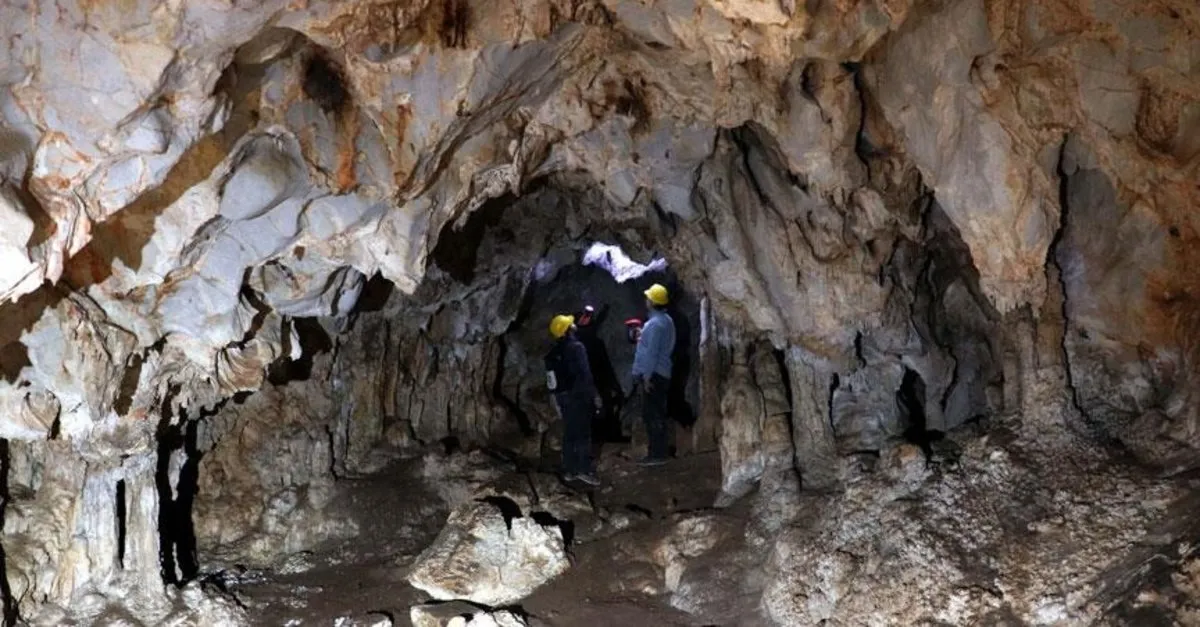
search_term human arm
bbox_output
[630,321,653,381]
[631,319,662,386]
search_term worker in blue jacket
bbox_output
[545,314,602,486]
[630,284,676,466]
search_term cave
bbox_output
[0,1,1197,625]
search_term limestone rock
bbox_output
[410,602,527,627]
[0,185,40,298]
[334,613,394,627]
[407,500,570,606]
[655,515,725,596]
[761,422,1180,625]
[864,0,1057,313]
[830,362,905,453]
[1055,134,1200,468]
[0,0,1195,622]
[192,379,357,570]
[419,451,509,511]
[715,346,766,506]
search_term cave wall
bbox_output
[0,0,1193,622]
[1056,133,1200,469]
[177,137,1007,573]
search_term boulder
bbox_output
[655,515,724,596]
[407,499,570,606]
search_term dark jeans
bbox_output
[643,374,670,460]
[556,392,593,475]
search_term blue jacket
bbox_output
[632,309,675,380]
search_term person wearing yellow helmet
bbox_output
[544,314,602,486]
[630,283,676,466]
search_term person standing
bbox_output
[630,284,676,466]
[545,314,602,486]
[573,305,622,442]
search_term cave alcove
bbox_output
[423,182,703,463]
[507,244,701,453]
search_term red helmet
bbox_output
[624,318,643,343]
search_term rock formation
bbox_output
[407,499,571,606]
[0,0,1196,624]
[410,601,528,627]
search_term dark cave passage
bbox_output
[115,478,127,570]
[515,256,701,452]
[156,411,205,586]
[898,366,945,456]
[0,439,17,626]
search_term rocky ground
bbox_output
[219,443,728,627]
[211,457,444,626]
[185,402,1200,627]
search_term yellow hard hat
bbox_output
[644,283,669,306]
[549,314,575,339]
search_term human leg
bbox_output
[641,375,670,462]
[562,395,594,476]
[559,397,581,476]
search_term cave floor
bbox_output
[199,414,1200,627]
[223,443,729,627]
[218,455,440,626]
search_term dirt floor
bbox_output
[213,415,1200,627]
[222,442,729,627]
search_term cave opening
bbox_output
[516,241,701,456]
[266,317,334,385]
[414,180,706,464]
[430,194,509,285]
[898,367,944,456]
[0,438,15,626]
[115,478,127,570]
[155,410,205,586]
